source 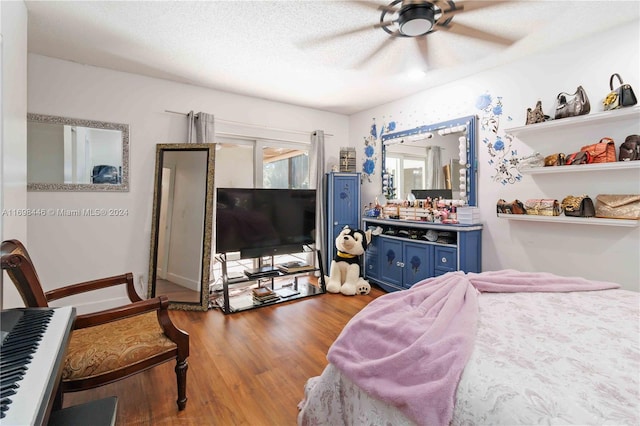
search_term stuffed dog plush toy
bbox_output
[326,226,372,296]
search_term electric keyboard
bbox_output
[0,306,76,426]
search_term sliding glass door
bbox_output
[215,136,309,189]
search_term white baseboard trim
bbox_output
[166,272,199,291]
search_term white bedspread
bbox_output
[298,289,639,425]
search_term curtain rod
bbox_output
[164,110,333,137]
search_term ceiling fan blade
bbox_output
[415,36,433,67]
[436,21,516,46]
[374,20,397,29]
[354,34,397,69]
[351,0,397,13]
[441,0,510,17]
[301,23,379,46]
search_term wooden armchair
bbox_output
[0,239,189,411]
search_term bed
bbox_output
[297,270,639,426]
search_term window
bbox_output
[262,146,309,189]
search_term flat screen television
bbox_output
[216,188,316,258]
[411,189,453,200]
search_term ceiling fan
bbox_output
[309,0,517,69]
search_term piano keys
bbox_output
[1,307,76,426]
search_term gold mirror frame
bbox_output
[147,143,215,311]
[27,113,130,192]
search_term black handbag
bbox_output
[561,195,595,217]
[554,86,591,119]
[603,73,638,111]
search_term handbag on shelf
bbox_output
[516,152,544,171]
[595,194,640,220]
[603,73,638,111]
[525,101,549,125]
[565,151,591,165]
[524,199,561,216]
[554,85,591,120]
[496,199,526,215]
[580,137,616,163]
[544,153,566,167]
[619,134,640,161]
[561,195,595,217]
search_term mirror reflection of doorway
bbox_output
[154,151,207,304]
[157,166,175,280]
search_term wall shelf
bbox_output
[497,213,639,227]
[504,106,640,138]
[519,160,640,175]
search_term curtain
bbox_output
[310,130,326,272]
[426,146,443,189]
[194,112,216,143]
[187,111,215,143]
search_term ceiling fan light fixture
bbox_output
[398,3,435,37]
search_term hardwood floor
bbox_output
[61,286,386,425]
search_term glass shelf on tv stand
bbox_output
[214,249,326,314]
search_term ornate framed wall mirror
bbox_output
[381,115,478,206]
[148,143,216,311]
[26,113,129,191]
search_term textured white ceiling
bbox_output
[25,0,640,115]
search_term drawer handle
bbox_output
[441,257,447,263]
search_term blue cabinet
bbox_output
[403,242,434,288]
[362,218,482,292]
[364,235,380,281]
[379,239,433,289]
[325,172,361,270]
[379,238,403,288]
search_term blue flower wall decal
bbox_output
[475,92,521,185]
[362,118,380,182]
[363,159,375,175]
[386,249,396,265]
[410,256,421,274]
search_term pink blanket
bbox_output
[326,270,620,426]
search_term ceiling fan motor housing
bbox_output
[398,1,436,36]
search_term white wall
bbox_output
[25,54,349,311]
[351,20,640,291]
[1,0,28,309]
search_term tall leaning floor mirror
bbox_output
[148,143,216,311]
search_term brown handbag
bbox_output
[561,195,595,217]
[544,153,566,166]
[619,134,640,161]
[565,151,590,165]
[524,199,561,216]
[497,199,526,215]
[595,194,640,220]
[525,100,549,125]
[580,138,616,163]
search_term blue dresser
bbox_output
[362,217,482,292]
[325,172,361,271]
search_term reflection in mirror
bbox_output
[26,113,129,191]
[381,115,477,206]
[148,144,215,311]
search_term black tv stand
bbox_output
[216,248,326,314]
[244,266,280,279]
